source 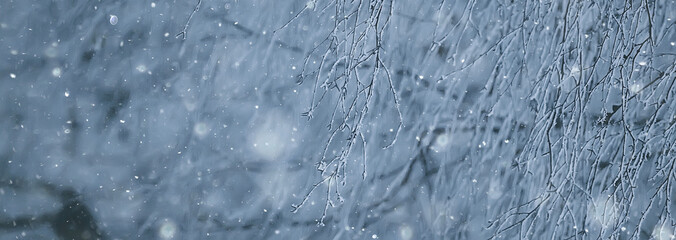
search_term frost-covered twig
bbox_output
[176,0,202,40]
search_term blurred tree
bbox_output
[0,0,674,239]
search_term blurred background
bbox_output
[1,0,675,239]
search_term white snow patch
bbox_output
[430,133,449,152]
[652,225,674,240]
[52,67,62,77]
[136,64,147,73]
[193,122,210,138]
[249,111,295,161]
[159,219,177,239]
[629,83,642,93]
[306,1,315,9]
[400,225,413,240]
[109,15,118,25]
[588,197,619,228]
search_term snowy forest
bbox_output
[1,0,675,239]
